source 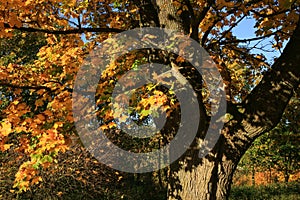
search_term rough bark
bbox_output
[156,0,189,33]
[167,144,237,200]
[150,1,300,200]
[2,1,299,199]
[170,20,300,200]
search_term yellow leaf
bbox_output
[13,100,19,105]
[31,176,42,185]
[3,143,13,151]
[0,120,12,137]
[54,122,63,129]
[130,8,138,13]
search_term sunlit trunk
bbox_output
[167,154,237,200]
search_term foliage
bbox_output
[0,31,46,65]
[0,0,299,196]
[237,88,300,183]
[0,142,166,200]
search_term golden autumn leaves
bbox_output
[0,33,83,192]
[0,120,12,151]
[0,0,298,193]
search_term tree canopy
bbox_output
[0,0,299,199]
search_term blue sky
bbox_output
[78,14,287,64]
[232,17,287,64]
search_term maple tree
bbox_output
[0,0,299,199]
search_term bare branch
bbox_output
[218,32,277,45]
[218,15,246,43]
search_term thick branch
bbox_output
[156,0,185,31]
[252,9,291,18]
[4,23,124,34]
[240,18,300,139]
[197,0,214,44]
[133,0,160,27]
[0,82,74,93]
[0,82,53,92]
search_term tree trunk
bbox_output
[251,166,255,186]
[146,1,300,199]
[168,155,237,200]
[284,171,290,183]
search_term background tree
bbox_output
[0,0,299,200]
[244,88,300,183]
[236,88,300,185]
[265,129,300,183]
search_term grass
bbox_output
[230,181,300,200]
